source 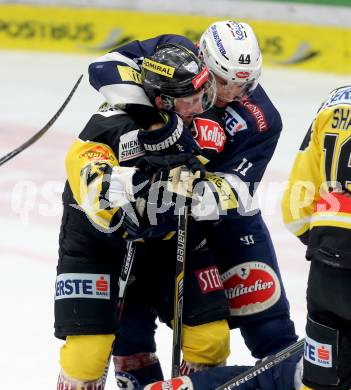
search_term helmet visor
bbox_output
[160,72,217,117]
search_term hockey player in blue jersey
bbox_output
[88,21,301,389]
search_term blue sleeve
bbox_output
[224,120,281,194]
[116,34,197,66]
[88,34,197,106]
[208,84,283,195]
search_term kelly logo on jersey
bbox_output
[55,273,110,300]
[224,106,248,135]
[221,261,281,315]
[192,117,226,152]
[304,336,332,368]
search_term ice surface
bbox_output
[0,50,349,388]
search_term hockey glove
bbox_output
[121,167,198,239]
[116,198,149,239]
[143,167,196,223]
[138,111,202,155]
[118,197,178,240]
[256,350,303,390]
[113,166,194,239]
[136,153,206,179]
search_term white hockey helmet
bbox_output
[199,21,262,96]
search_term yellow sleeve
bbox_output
[65,139,120,231]
[281,107,333,238]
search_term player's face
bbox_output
[214,74,246,108]
[157,71,217,125]
[173,91,205,125]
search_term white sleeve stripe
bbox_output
[285,217,311,234]
[96,109,126,117]
[311,214,351,225]
[92,52,141,70]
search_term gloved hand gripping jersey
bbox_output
[137,110,204,167]
[136,153,206,179]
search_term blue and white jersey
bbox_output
[89,34,197,107]
[88,34,282,200]
[201,85,282,195]
[88,36,296,359]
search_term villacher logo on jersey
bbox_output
[55,273,110,300]
[221,261,281,316]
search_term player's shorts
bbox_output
[304,253,351,389]
[205,213,291,329]
[55,207,229,339]
[114,220,229,360]
[307,257,351,324]
[122,230,229,327]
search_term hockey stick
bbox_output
[171,203,189,378]
[116,239,137,322]
[0,74,83,166]
[215,338,305,390]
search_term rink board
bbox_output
[0,4,350,74]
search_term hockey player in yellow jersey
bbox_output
[282,85,351,390]
[55,44,233,389]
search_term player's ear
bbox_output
[154,96,163,110]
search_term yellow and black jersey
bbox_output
[282,85,351,243]
[64,103,144,233]
[63,102,257,259]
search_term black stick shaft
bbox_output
[0,75,83,166]
[171,205,189,378]
[117,240,136,322]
